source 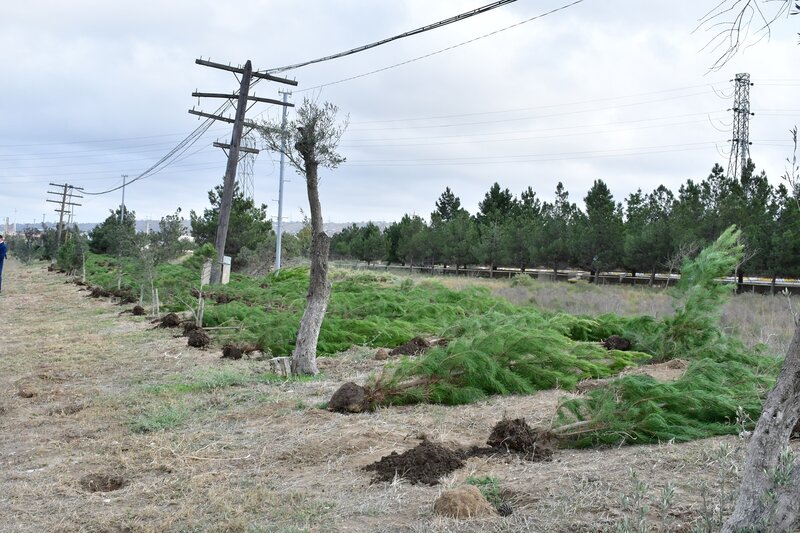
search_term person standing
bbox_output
[0,235,7,293]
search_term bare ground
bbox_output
[0,260,791,532]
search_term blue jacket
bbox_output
[0,242,6,261]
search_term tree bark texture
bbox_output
[723,324,800,532]
[290,145,331,376]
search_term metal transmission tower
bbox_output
[727,73,754,182]
[237,131,257,200]
[190,58,297,283]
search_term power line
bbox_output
[265,0,522,73]
[295,0,586,93]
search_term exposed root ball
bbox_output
[214,293,233,304]
[486,418,555,461]
[131,305,145,316]
[188,328,211,349]
[158,313,182,328]
[433,485,495,519]
[389,336,431,356]
[328,382,369,413]
[603,335,632,351]
[221,344,243,360]
[182,322,200,337]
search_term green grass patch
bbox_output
[144,368,253,396]
[466,476,503,508]
[130,403,190,433]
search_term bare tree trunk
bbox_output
[723,324,800,532]
[291,156,330,376]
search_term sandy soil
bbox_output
[0,260,783,532]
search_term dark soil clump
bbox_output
[158,313,182,328]
[364,439,465,485]
[182,322,200,336]
[90,287,111,298]
[389,336,431,356]
[328,382,370,413]
[603,335,632,351]
[188,328,211,349]
[80,473,127,493]
[214,293,233,304]
[485,418,555,461]
[132,305,146,316]
[221,344,243,360]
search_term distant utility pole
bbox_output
[275,90,292,272]
[190,58,297,283]
[46,183,84,248]
[727,73,754,182]
[120,174,129,222]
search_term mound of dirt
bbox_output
[188,329,211,349]
[328,382,369,413]
[214,293,233,304]
[221,344,243,360]
[389,337,431,356]
[89,287,111,298]
[132,305,146,316]
[433,485,495,519]
[364,440,465,485]
[182,322,200,337]
[157,313,182,328]
[80,473,127,493]
[485,418,555,461]
[603,335,632,351]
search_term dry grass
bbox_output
[1,260,797,532]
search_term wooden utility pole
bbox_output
[46,183,83,248]
[190,58,297,283]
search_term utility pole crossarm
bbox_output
[213,142,260,154]
[194,59,298,86]
[192,92,295,107]
[188,109,258,129]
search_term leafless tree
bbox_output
[696,0,796,70]
[257,99,348,375]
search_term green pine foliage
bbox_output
[79,225,780,448]
[554,226,781,446]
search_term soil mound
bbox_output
[188,328,211,349]
[90,287,111,298]
[158,313,182,328]
[221,344,243,360]
[214,293,233,304]
[486,418,555,461]
[389,336,431,356]
[328,382,369,413]
[182,322,200,336]
[364,440,464,485]
[603,335,632,351]
[132,305,146,316]
[80,473,127,493]
[433,485,495,519]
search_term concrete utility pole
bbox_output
[120,174,129,222]
[727,73,754,182]
[190,58,297,283]
[275,90,292,272]
[46,183,83,249]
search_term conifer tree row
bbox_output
[331,160,800,285]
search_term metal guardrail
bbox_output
[343,263,800,295]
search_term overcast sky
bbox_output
[1,0,798,229]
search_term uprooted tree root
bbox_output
[221,342,259,360]
[188,329,211,349]
[364,418,559,485]
[154,313,182,329]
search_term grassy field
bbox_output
[1,259,798,532]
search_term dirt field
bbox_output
[1,260,792,532]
